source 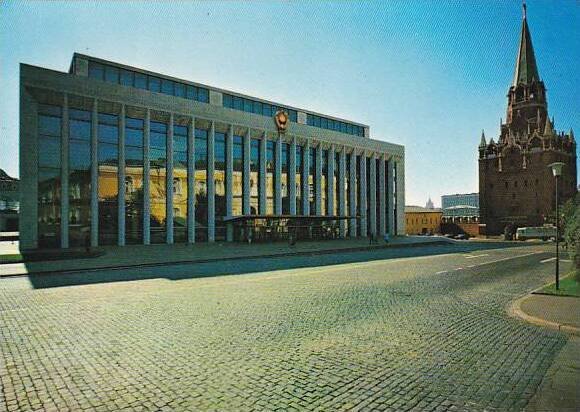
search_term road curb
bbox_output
[0,239,452,278]
[509,294,580,337]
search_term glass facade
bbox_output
[308,147,316,215]
[281,143,290,214]
[345,155,350,234]
[250,138,260,214]
[375,158,381,235]
[233,135,243,216]
[173,124,188,242]
[38,104,62,248]
[356,155,363,236]
[149,120,167,243]
[222,94,297,123]
[366,157,371,235]
[214,131,226,239]
[321,150,328,216]
[68,109,91,247]
[266,140,275,214]
[334,152,339,216]
[98,112,119,245]
[306,114,365,137]
[195,128,208,241]
[125,117,144,244]
[88,61,209,103]
[295,146,303,215]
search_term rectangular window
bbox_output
[254,101,263,115]
[174,83,185,98]
[223,94,233,108]
[250,138,260,215]
[266,140,275,214]
[309,147,316,215]
[186,85,197,100]
[125,116,144,244]
[295,146,303,215]
[120,69,134,87]
[38,104,62,248]
[104,66,119,84]
[198,88,209,103]
[149,120,167,244]
[281,143,290,214]
[232,135,244,216]
[161,79,174,95]
[98,112,119,245]
[195,128,208,241]
[214,132,226,240]
[148,76,161,93]
[243,98,252,113]
[134,73,147,89]
[173,124,188,243]
[233,96,243,111]
[88,62,104,80]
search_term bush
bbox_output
[561,194,580,281]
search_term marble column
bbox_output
[259,132,267,214]
[369,153,377,237]
[315,144,322,215]
[338,147,346,237]
[225,124,234,241]
[359,153,367,237]
[302,139,310,215]
[349,151,357,237]
[387,157,395,236]
[327,145,335,216]
[243,128,251,215]
[379,154,386,237]
[289,136,296,215]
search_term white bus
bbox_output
[515,226,557,241]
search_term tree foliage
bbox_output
[562,193,580,280]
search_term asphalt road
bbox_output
[0,243,572,411]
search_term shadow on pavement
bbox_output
[27,242,543,289]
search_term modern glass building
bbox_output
[20,54,405,249]
[441,193,480,221]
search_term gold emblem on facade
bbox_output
[274,110,289,133]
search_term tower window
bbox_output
[505,181,509,189]
[514,181,518,188]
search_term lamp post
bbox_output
[548,162,565,290]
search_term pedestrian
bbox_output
[384,233,389,244]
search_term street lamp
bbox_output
[548,162,565,290]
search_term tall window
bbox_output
[281,143,290,214]
[68,108,91,247]
[173,124,188,242]
[309,147,316,215]
[375,158,381,234]
[195,128,208,241]
[296,146,303,214]
[38,104,62,248]
[366,157,371,235]
[98,112,119,245]
[149,120,167,243]
[250,138,260,214]
[233,135,243,215]
[266,140,275,214]
[384,159,389,234]
[356,155,362,236]
[321,149,328,215]
[345,155,350,234]
[125,117,144,244]
[215,132,226,239]
[334,152,340,215]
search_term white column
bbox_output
[90,99,99,247]
[166,113,174,244]
[275,134,282,215]
[187,117,195,243]
[369,153,377,237]
[118,105,126,246]
[379,154,386,237]
[387,157,395,236]
[359,154,367,237]
[289,136,296,215]
[259,132,267,214]
[143,109,151,245]
[60,94,69,249]
[226,124,234,241]
[243,128,251,215]
[207,121,215,242]
[315,144,322,215]
[327,145,335,216]
[349,151,357,237]
[302,139,310,215]
[339,147,346,237]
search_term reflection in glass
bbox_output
[69,109,91,246]
[345,154,350,234]
[281,143,290,214]
[375,158,381,235]
[233,135,243,216]
[321,149,328,215]
[334,152,340,215]
[195,128,208,241]
[266,140,275,214]
[125,117,144,244]
[309,147,316,215]
[38,105,62,248]
[149,121,167,243]
[366,157,371,235]
[250,138,260,215]
[173,124,188,242]
[98,112,119,245]
[295,146,302,214]
[214,132,226,239]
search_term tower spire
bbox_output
[513,2,540,86]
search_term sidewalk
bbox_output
[0,236,452,278]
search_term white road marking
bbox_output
[540,257,556,263]
[465,254,489,259]
[436,271,448,274]
[455,267,464,271]
[467,265,476,268]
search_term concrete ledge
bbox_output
[0,239,452,278]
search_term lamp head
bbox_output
[548,162,565,177]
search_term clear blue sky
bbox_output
[1,0,578,207]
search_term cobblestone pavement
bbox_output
[0,245,571,411]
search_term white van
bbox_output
[515,226,556,241]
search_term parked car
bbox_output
[454,234,469,240]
